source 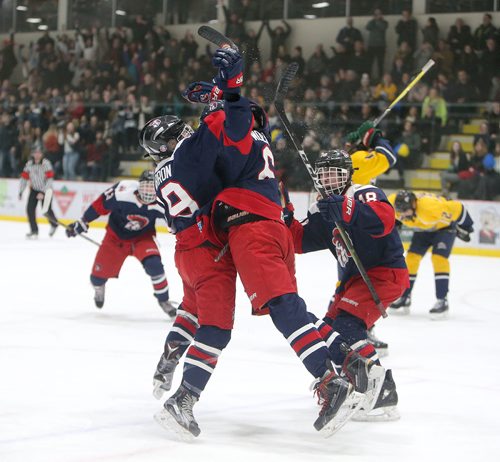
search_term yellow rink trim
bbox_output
[402,242,500,257]
[0,215,171,234]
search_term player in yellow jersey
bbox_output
[387,190,474,319]
[347,121,398,186]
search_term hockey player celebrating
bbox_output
[388,190,474,319]
[65,170,177,317]
[344,121,398,355]
[288,149,409,421]
[141,47,369,438]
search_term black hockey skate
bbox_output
[341,343,385,414]
[154,384,201,439]
[389,293,411,315]
[313,366,364,437]
[353,369,400,422]
[430,298,449,320]
[159,300,177,319]
[93,285,105,309]
[367,326,388,358]
[153,343,182,400]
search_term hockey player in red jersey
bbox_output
[65,170,177,317]
[140,47,373,438]
[288,149,409,421]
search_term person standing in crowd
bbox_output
[365,8,388,81]
[336,17,363,56]
[18,148,58,239]
[58,121,80,180]
[388,190,474,319]
[395,9,418,52]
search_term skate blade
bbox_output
[154,408,197,442]
[352,405,400,422]
[430,311,449,321]
[319,390,365,438]
[152,379,170,400]
[389,306,410,315]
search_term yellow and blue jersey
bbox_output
[351,138,397,185]
[387,192,473,232]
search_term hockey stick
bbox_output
[273,63,387,318]
[46,216,101,247]
[198,25,239,51]
[373,59,435,127]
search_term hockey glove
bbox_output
[66,219,88,238]
[357,121,382,148]
[456,225,473,242]
[345,129,359,144]
[317,195,345,223]
[182,81,224,104]
[212,48,244,94]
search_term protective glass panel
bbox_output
[14,0,58,32]
[67,0,113,29]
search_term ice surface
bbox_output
[1,221,499,462]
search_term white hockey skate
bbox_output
[352,369,400,422]
[313,368,365,438]
[342,343,385,415]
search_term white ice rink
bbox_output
[1,220,499,462]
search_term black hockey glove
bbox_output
[66,219,88,238]
[456,225,473,242]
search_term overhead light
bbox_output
[208,19,218,24]
[38,25,48,31]
[115,9,126,16]
[16,5,28,11]
[312,2,330,7]
[304,14,317,19]
[26,17,42,24]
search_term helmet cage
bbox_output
[317,166,351,196]
[138,179,156,204]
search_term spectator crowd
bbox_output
[0,5,499,198]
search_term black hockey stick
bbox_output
[198,25,239,51]
[46,216,100,247]
[273,63,387,318]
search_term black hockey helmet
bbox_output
[139,115,194,162]
[137,170,156,204]
[200,100,225,122]
[315,149,354,196]
[394,190,417,214]
[249,100,271,142]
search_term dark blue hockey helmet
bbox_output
[200,100,225,122]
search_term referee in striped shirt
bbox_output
[19,149,58,239]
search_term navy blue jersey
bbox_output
[83,180,164,240]
[290,184,406,293]
[215,96,283,222]
[154,97,283,249]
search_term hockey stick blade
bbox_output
[274,62,299,104]
[198,25,239,51]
